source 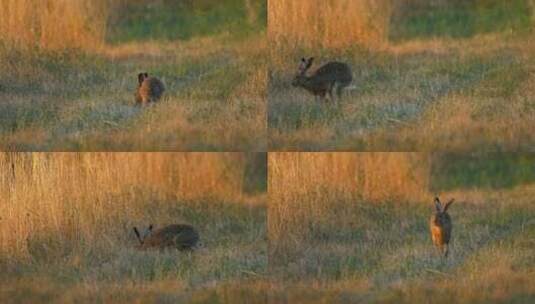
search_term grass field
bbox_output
[0,153,268,303]
[268,153,535,303]
[0,0,266,151]
[268,1,535,151]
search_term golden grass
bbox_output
[268,0,393,49]
[0,278,271,303]
[0,0,111,51]
[268,153,429,257]
[0,153,253,258]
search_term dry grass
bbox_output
[0,153,255,258]
[267,152,535,303]
[0,152,267,302]
[268,0,393,49]
[268,153,429,259]
[0,0,111,51]
[0,35,267,151]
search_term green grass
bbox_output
[108,0,266,43]
[430,154,535,191]
[390,0,533,41]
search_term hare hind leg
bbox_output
[337,87,345,101]
[336,81,350,100]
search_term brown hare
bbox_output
[133,224,199,251]
[134,72,165,106]
[291,57,352,102]
[429,197,454,257]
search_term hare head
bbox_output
[133,224,153,246]
[292,57,314,87]
[432,197,454,224]
[137,72,149,86]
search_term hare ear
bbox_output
[306,57,314,69]
[443,199,454,212]
[301,57,306,62]
[133,227,142,244]
[138,73,145,85]
[144,73,149,78]
[148,224,153,232]
[434,197,442,212]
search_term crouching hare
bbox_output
[429,197,454,257]
[135,72,165,106]
[133,224,199,251]
[291,57,352,102]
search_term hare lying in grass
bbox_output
[429,197,454,257]
[133,224,199,250]
[291,57,352,102]
[134,72,165,106]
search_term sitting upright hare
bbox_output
[133,224,199,251]
[134,72,165,106]
[429,197,454,257]
[291,57,352,102]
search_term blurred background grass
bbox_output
[108,0,266,43]
[0,0,267,50]
[430,153,535,191]
[390,0,533,41]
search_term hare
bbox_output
[291,57,352,102]
[133,224,199,251]
[134,72,165,106]
[429,197,454,257]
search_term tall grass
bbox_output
[108,0,266,43]
[268,153,429,258]
[268,0,393,49]
[0,0,111,51]
[0,153,257,259]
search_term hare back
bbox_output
[139,77,165,100]
[313,62,352,85]
[144,224,199,249]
